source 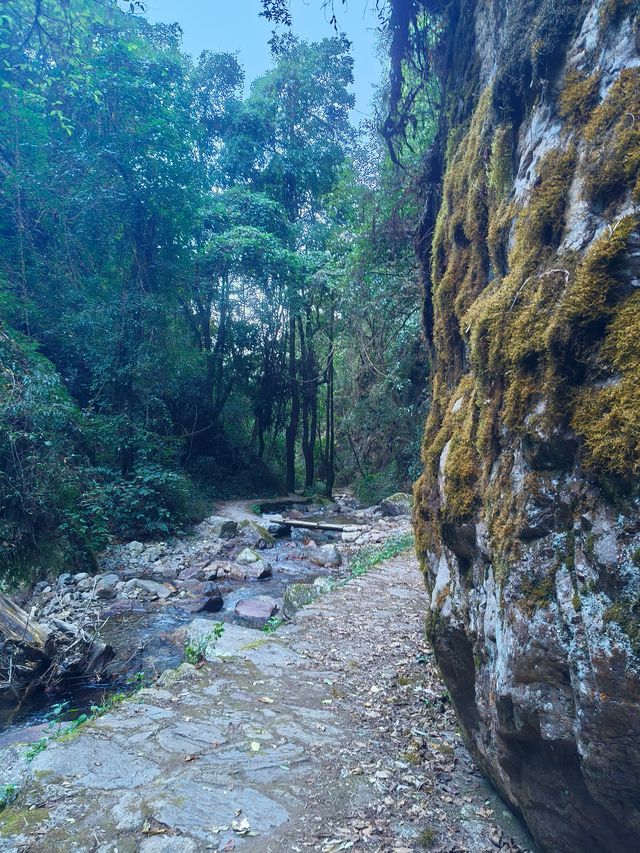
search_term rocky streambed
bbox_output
[0,493,412,747]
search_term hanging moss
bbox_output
[582,68,640,207]
[414,5,640,581]
[558,69,601,126]
[572,288,640,479]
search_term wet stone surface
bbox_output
[0,555,535,853]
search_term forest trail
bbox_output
[0,555,532,853]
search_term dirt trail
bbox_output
[0,554,533,852]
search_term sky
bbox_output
[143,0,383,121]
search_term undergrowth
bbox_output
[348,533,416,577]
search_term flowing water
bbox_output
[0,509,357,748]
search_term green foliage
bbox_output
[262,615,284,634]
[97,465,200,540]
[184,622,224,664]
[24,685,138,761]
[349,533,415,578]
[0,785,18,812]
[0,0,424,581]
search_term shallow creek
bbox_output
[0,506,357,748]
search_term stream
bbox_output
[0,501,362,749]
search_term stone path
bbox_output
[0,555,533,852]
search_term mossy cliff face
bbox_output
[413,1,640,850]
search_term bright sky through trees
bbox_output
[143,0,382,120]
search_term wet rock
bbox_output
[234,596,279,628]
[103,599,144,617]
[227,560,273,581]
[307,544,342,568]
[57,573,73,588]
[283,583,319,619]
[236,548,273,577]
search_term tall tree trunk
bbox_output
[325,298,335,498]
[285,312,299,493]
[298,315,317,489]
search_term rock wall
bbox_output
[413,1,640,850]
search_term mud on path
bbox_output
[0,555,533,853]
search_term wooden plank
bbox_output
[280,518,363,533]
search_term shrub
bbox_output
[98,464,199,540]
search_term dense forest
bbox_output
[0,0,432,580]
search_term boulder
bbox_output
[199,515,238,539]
[379,492,412,517]
[236,548,273,577]
[143,543,167,563]
[307,543,342,568]
[95,573,120,600]
[227,559,272,581]
[238,519,275,549]
[126,541,145,556]
[412,7,640,850]
[124,578,173,600]
[283,583,319,619]
[184,582,223,613]
[234,596,278,628]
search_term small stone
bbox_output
[95,573,120,600]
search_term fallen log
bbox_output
[280,518,364,533]
[0,593,114,720]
